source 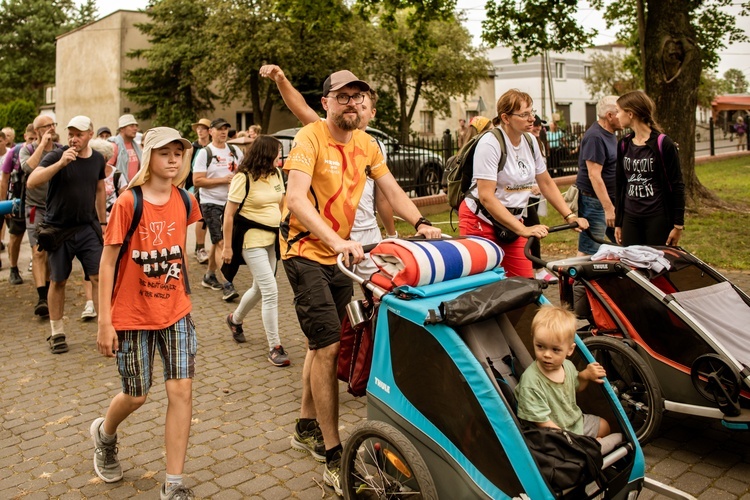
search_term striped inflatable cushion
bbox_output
[369,237,504,287]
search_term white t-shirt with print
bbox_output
[193,143,244,205]
[465,128,546,224]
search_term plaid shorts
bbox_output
[116,314,197,397]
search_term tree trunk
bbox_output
[250,72,261,127]
[644,0,717,206]
[397,74,410,144]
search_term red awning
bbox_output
[711,94,750,120]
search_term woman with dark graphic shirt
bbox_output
[614,91,685,247]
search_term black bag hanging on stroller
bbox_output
[523,427,608,498]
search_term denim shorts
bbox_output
[116,314,197,397]
[577,194,615,255]
[283,257,353,350]
[200,203,224,244]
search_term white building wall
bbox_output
[487,45,628,127]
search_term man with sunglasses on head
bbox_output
[280,70,441,495]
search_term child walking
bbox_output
[515,306,621,452]
[92,127,202,499]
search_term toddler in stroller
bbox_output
[515,305,623,453]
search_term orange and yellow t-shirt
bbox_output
[281,121,388,265]
[105,186,202,330]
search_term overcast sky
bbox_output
[87,0,750,82]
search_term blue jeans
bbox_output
[578,194,615,255]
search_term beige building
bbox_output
[54,10,296,141]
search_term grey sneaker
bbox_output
[201,274,222,290]
[268,345,290,367]
[290,419,325,462]
[161,483,195,500]
[222,282,239,302]
[324,451,343,496]
[90,417,122,483]
[226,314,246,343]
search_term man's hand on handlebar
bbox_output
[416,225,442,239]
[335,239,365,267]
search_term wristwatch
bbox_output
[673,225,684,230]
[414,217,432,230]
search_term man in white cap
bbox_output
[26,115,106,354]
[108,114,141,184]
[188,118,212,265]
[280,69,441,494]
[93,127,201,500]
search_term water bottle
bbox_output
[0,198,20,217]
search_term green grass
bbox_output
[393,156,750,270]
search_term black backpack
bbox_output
[204,144,240,169]
[445,129,536,211]
[523,427,608,498]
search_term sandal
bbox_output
[47,335,69,354]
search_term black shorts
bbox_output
[48,224,103,282]
[200,203,224,244]
[7,216,25,235]
[283,257,353,350]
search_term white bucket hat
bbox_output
[127,127,192,189]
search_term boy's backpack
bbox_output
[445,129,536,211]
[112,185,193,293]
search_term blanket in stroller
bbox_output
[370,237,503,287]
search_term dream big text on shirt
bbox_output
[105,186,202,330]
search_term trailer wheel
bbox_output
[584,336,664,444]
[342,420,438,499]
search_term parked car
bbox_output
[272,127,444,197]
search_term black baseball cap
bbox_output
[533,115,547,126]
[210,118,230,129]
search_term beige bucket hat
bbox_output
[127,127,193,189]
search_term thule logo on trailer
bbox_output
[593,264,609,270]
[374,377,391,394]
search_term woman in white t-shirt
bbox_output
[458,89,588,278]
[222,136,289,367]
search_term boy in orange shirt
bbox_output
[92,128,202,500]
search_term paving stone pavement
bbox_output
[1,233,750,499]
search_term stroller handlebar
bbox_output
[337,243,386,300]
[524,222,579,268]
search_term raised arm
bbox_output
[260,65,320,126]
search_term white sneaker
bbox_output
[81,302,97,320]
[534,269,559,283]
[195,248,209,264]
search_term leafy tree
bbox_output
[123,0,217,137]
[200,0,361,132]
[0,0,95,105]
[481,0,750,205]
[362,9,491,142]
[584,50,641,99]
[722,68,749,94]
[698,71,724,109]
[0,99,37,132]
